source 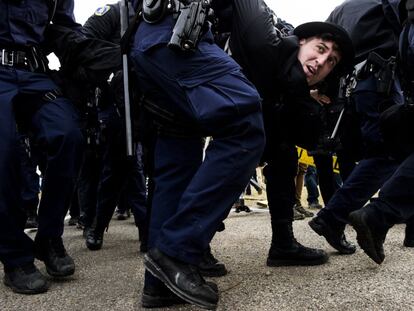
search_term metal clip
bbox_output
[1,49,14,66]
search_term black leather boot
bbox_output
[144,248,219,310]
[309,212,356,254]
[349,208,388,264]
[198,247,227,277]
[3,263,48,294]
[404,218,414,247]
[85,227,104,251]
[267,220,328,266]
[34,236,75,277]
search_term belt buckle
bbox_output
[1,49,14,67]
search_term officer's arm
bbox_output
[52,0,82,31]
[83,5,119,40]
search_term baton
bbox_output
[120,0,134,156]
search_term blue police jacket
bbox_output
[0,0,80,47]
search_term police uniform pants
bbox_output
[131,33,265,266]
[363,151,414,231]
[319,87,400,224]
[0,67,83,269]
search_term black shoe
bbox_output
[267,240,328,266]
[34,237,75,277]
[68,216,79,226]
[404,222,414,247]
[293,208,306,221]
[309,215,356,254]
[349,209,386,264]
[198,249,227,277]
[142,283,188,308]
[144,248,218,310]
[83,226,93,239]
[138,225,148,253]
[115,209,129,221]
[403,237,414,247]
[141,282,218,309]
[85,229,103,251]
[3,264,48,295]
[294,204,314,218]
[25,216,39,229]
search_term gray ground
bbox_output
[1,208,413,311]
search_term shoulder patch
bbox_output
[94,5,111,16]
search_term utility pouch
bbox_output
[168,0,211,52]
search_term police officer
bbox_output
[0,0,83,294]
[226,0,353,267]
[79,2,148,253]
[128,0,265,308]
[309,0,409,254]
[348,0,414,264]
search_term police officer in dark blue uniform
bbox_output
[348,0,414,264]
[0,0,83,294]
[128,0,265,308]
[79,2,148,253]
[309,0,407,254]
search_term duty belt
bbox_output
[0,49,29,68]
[0,46,48,72]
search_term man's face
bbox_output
[297,37,341,86]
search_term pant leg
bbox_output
[314,155,339,204]
[320,157,399,224]
[305,166,320,205]
[132,34,265,264]
[21,71,83,239]
[0,68,34,268]
[126,144,147,228]
[264,143,298,224]
[77,148,100,228]
[366,152,414,229]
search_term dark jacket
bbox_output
[82,1,135,44]
[228,0,321,151]
[327,0,404,64]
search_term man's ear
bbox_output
[299,38,306,46]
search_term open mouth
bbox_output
[307,65,316,76]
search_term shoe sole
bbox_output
[199,269,228,278]
[349,212,383,264]
[309,220,356,255]
[266,256,328,267]
[45,265,75,277]
[141,293,187,308]
[3,277,48,295]
[144,254,217,310]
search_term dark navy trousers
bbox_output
[365,151,414,230]
[320,77,401,224]
[131,17,265,267]
[0,67,83,269]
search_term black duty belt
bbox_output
[0,48,29,68]
[0,47,48,72]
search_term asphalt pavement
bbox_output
[1,206,414,311]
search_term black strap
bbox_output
[120,2,144,55]
[46,0,58,24]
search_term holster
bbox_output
[168,0,211,52]
[356,52,397,95]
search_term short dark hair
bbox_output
[307,32,342,55]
